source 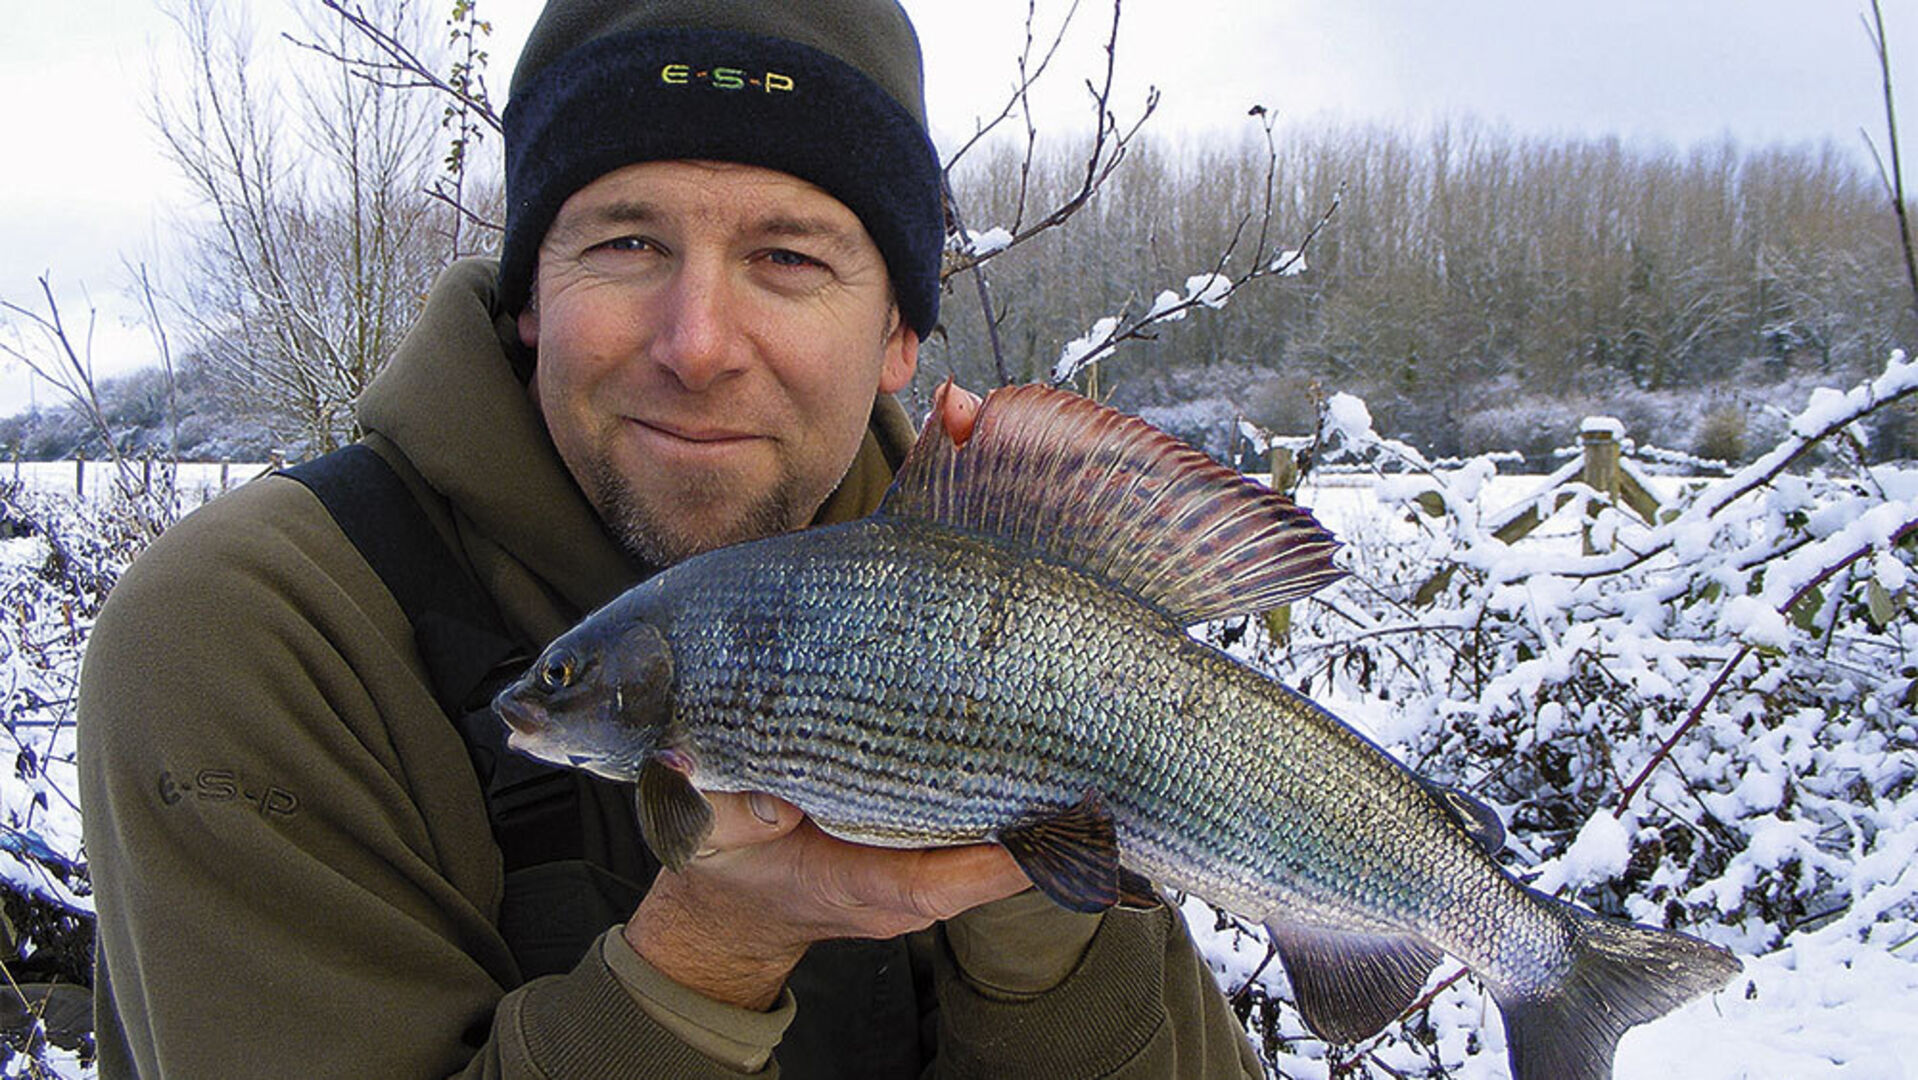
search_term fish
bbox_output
[494,383,1740,1080]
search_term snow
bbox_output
[957,226,1013,257]
[5,355,1918,1079]
[1530,811,1634,895]
[1186,352,1918,1078]
[1051,315,1122,383]
[1322,392,1374,446]
[1184,272,1234,310]
[1271,249,1307,276]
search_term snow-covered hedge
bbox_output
[0,475,194,1077]
[1197,351,1918,1077]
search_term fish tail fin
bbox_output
[1494,897,1742,1080]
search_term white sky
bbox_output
[2,0,1914,421]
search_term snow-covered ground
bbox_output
[2,355,1915,1079]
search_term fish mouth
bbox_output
[492,691,545,737]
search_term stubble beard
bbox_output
[585,455,803,569]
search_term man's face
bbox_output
[521,160,919,566]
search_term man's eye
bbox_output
[765,249,824,270]
[595,236,659,254]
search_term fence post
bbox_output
[1268,446,1299,492]
[75,453,85,500]
[1579,418,1624,554]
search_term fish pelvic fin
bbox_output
[997,792,1126,914]
[1494,896,1742,1080]
[880,384,1344,624]
[1264,923,1442,1045]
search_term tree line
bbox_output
[5,0,1914,471]
[927,121,1918,465]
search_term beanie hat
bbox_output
[498,0,944,338]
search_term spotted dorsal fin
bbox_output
[879,384,1342,624]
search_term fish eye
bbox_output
[537,651,576,692]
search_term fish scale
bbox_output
[495,383,1741,1080]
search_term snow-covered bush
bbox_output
[1200,352,1918,1077]
[0,476,186,1077]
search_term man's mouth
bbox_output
[629,416,762,446]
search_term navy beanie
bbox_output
[499,0,944,339]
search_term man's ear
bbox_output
[517,302,540,349]
[880,318,919,394]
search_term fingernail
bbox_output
[749,792,779,826]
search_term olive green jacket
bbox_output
[77,259,1261,1078]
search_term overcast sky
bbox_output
[2,0,1913,419]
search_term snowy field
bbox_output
[2,459,270,505]
[2,358,1916,1079]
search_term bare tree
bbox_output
[151,0,452,457]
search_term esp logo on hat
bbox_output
[659,64,795,93]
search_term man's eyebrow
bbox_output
[545,201,868,252]
[545,200,659,245]
[753,214,867,251]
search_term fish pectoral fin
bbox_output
[1264,923,1442,1046]
[997,792,1123,914]
[1117,867,1164,911]
[636,758,715,872]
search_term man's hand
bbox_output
[624,792,1031,1010]
[624,381,1016,1011]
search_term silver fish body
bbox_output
[496,384,1738,1080]
[659,520,1550,959]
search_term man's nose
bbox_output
[650,263,746,392]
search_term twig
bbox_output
[1048,185,1339,385]
[941,174,1014,386]
[1229,939,1279,1007]
[287,0,499,133]
[941,0,1158,281]
[1862,0,1918,322]
[942,0,1083,175]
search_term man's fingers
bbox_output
[900,842,1032,921]
[700,790,805,853]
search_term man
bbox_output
[78,1,1264,1075]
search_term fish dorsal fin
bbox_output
[880,384,1343,624]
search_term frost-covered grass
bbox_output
[2,354,1916,1079]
